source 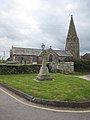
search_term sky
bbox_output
[0,0,90,59]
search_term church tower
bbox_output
[65,15,80,59]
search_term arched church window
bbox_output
[21,57,24,64]
[21,57,23,60]
[58,59,60,62]
[49,54,53,62]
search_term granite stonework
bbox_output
[65,15,80,59]
[36,44,52,81]
[51,62,74,73]
[36,66,52,80]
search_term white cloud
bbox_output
[0,0,90,59]
[65,3,78,11]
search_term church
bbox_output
[10,15,80,64]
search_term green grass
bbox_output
[69,72,90,76]
[0,73,90,101]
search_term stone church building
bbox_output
[10,15,80,65]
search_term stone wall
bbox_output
[12,55,39,64]
[51,62,74,73]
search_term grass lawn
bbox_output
[0,73,90,102]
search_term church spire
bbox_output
[65,15,80,59]
[67,15,77,37]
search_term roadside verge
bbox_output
[0,83,90,108]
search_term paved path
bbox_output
[0,86,90,120]
[76,75,90,81]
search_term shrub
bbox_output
[0,64,41,74]
[74,59,90,72]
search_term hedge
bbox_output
[0,65,41,74]
[74,60,90,72]
[0,60,90,74]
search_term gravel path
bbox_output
[76,75,90,81]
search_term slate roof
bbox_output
[12,47,41,56]
[83,53,90,56]
[82,53,90,59]
[12,47,72,57]
[55,50,73,57]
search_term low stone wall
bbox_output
[51,62,74,73]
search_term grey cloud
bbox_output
[0,0,90,59]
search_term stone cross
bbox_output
[36,43,52,81]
